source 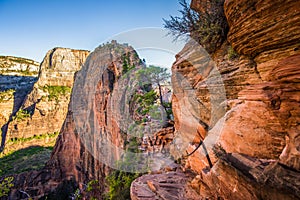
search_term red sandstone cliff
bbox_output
[176,0,300,199]
[4,42,144,199]
[2,1,300,199]
[131,0,300,199]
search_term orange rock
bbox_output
[169,0,300,199]
[147,181,156,192]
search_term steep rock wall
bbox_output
[0,77,37,130]
[49,42,142,186]
[168,0,300,199]
[6,42,144,199]
[4,48,89,144]
[0,56,39,129]
[222,0,300,171]
[38,48,90,87]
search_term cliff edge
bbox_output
[131,0,300,199]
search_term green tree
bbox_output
[122,52,136,75]
[105,138,142,200]
[0,176,14,198]
[163,0,199,41]
[137,65,170,113]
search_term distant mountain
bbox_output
[0,56,40,76]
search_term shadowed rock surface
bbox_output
[131,171,199,200]
[0,56,40,128]
[0,56,40,153]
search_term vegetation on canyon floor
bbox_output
[0,146,53,176]
[0,132,58,176]
[72,180,101,200]
[0,176,14,198]
[7,132,59,145]
[105,138,143,200]
[71,138,143,200]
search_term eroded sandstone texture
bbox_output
[38,48,90,87]
[5,42,145,199]
[165,0,300,199]
[4,48,89,144]
[3,0,300,199]
[131,171,199,200]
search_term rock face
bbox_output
[3,48,89,146]
[0,57,40,153]
[0,56,39,128]
[0,76,37,129]
[38,48,90,87]
[3,1,300,199]
[131,171,199,200]
[47,42,142,190]
[225,0,300,60]
[166,0,300,199]
[5,42,145,199]
[222,0,300,171]
[0,56,39,76]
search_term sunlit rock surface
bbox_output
[133,0,300,199]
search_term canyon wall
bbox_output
[3,48,89,147]
[131,0,300,199]
[0,56,39,127]
[6,42,145,199]
[169,0,300,199]
[47,42,142,189]
[0,57,40,154]
[37,48,90,87]
[2,1,300,199]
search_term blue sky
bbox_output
[0,0,187,67]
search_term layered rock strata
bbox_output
[131,170,199,200]
[0,56,39,128]
[0,56,39,76]
[132,0,300,199]
[166,0,300,199]
[5,42,147,199]
[4,48,89,144]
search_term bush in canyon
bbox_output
[12,109,31,121]
[106,170,139,200]
[0,89,15,102]
[163,0,228,53]
[0,176,14,198]
[136,65,171,118]
[228,46,239,60]
[122,52,136,75]
[105,138,143,200]
[42,85,71,101]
